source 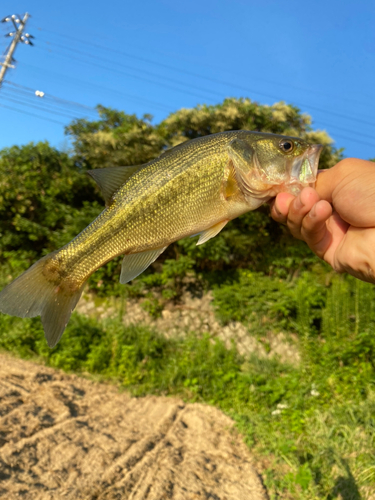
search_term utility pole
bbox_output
[0,13,34,88]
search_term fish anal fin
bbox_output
[196,220,228,246]
[87,165,142,206]
[120,247,168,284]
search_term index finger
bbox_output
[315,158,373,202]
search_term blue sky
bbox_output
[0,0,374,160]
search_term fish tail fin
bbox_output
[0,253,84,348]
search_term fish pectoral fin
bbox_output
[196,220,228,246]
[120,247,168,284]
[224,161,239,199]
[87,165,142,206]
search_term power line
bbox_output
[5,80,97,112]
[298,104,375,129]
[323,132,375,149]
[35,43,220,103]
[2,82,98,118]
[24,26,375,140]
[1,24,372,151]
[41,40,225,100]
[0,93,85,120]
[0,91,95,123]
[20,62,174,113]
[36,38,375,129]
[37,27,373,110]
[2,87,374,150]
[3,88,374,150]
[0,102,65,125]
[1,86,90,117]
[311,119,375,142]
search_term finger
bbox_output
[300,200,333,258]
[270,193,295,224]
[286,187,320,239]
[315,168,338,203]
[320,212,350,268]
[315,158,371,203]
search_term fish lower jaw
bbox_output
[270,181,315,197]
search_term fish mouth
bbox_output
[290,144,323,187]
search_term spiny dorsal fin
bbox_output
[120,247,168,284]
[196,220,228,246]
[87,165,142,206]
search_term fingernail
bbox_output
[309,204,316,218]
[275,203,282,216]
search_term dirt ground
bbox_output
[0,353,268,500]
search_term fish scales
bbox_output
[57,131,244,282]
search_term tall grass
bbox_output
[1,271,374,498]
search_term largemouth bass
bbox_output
[0,131,322,347]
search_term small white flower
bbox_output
[272,409,282,415]
[276,403,289,409]
[310,383,320,397]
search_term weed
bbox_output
[1,272,375,498]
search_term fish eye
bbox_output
[279,140,295,153]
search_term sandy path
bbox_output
[0,353,268,499]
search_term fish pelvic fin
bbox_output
[120,247,168,284]
[196,220,229,246]
[0,253,84,348]
[87,165,142,206]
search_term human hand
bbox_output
[270,158,375,283]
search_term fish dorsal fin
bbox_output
[120,247,168,284]
[87,165,142,206]
[196,220,228,246]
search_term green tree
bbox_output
[158,98,340,170]
[66,105,165,170]
[0,99,343,289]
[0,142,101,273]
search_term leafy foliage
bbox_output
[0,142,102,277]
[66,105,165,169]
[213,269,328,334]
[158,98,341,169]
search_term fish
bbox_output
[0,131,322,347]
